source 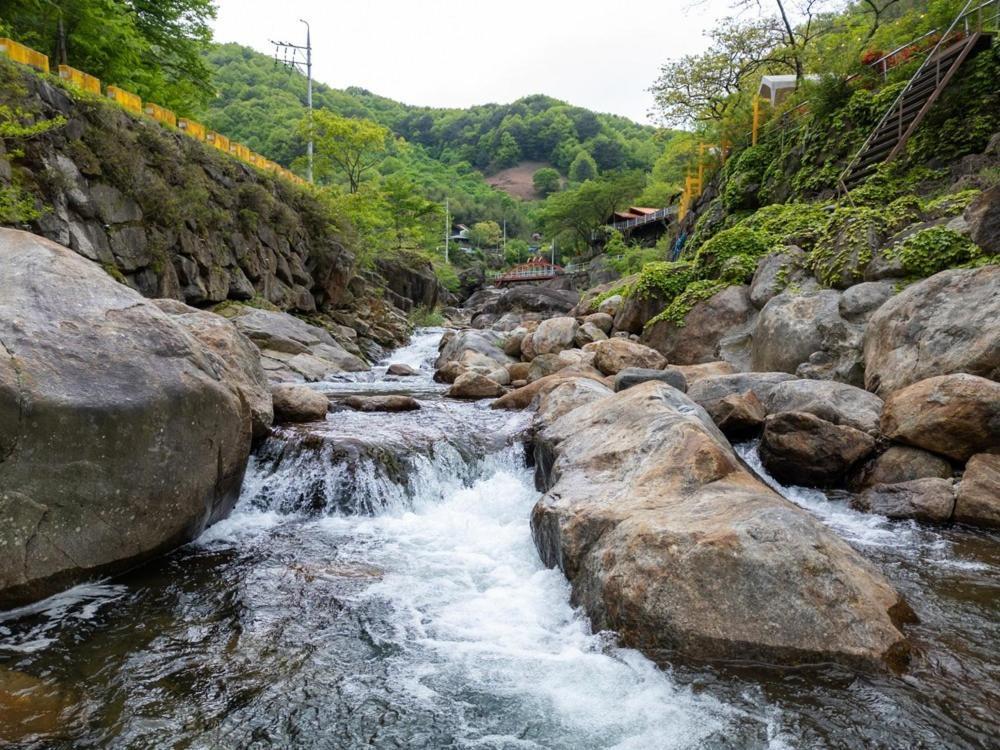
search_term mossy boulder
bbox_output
[810,207,887,289]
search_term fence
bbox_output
[1,35,309,189]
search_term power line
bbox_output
[270,19,313,183]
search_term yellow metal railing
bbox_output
[0,38,49,72]
[58,64,100,94]
[144,102,176,127]
[2,33,307,188]
[106,85,142,116]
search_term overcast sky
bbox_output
[212,0,732,124]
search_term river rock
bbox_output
[642,285,755,365]
[954,453,1000,528]
[436,329,511,371]
[849,446,954,491]
[0,229,252,608]
[527,354,568,383]
[583,338,666,375]
[864,266,1000,396]
[433,360,465,384]
[386,363,420,376]
[598,293,623,317]
[466,286,579,327]
[272,384,329,423]
[535,377,613,425]
[487,367,512,386]
[881,374,1000,462]
[491,366,609,410]
[448,371,505,399]
[343,395,421,412]
[530,382,912,670]
[613,293,668,335]
[668,361,736,385]
[503,329,528,357]
[749,246,812,308]
[964,184,1000,255]
[708,390,767,438]
[852,479,956,523]
[839,281,893,322]
[583,312,614,334]
[574,321,607,347]
[153,299,273,439]
[613,367,687,393]
[764,379,884,436]
[760,411,877,487]
[687,372,796,412]
[506,361,531,381]
[531,316,579,355]
[752,290,864,386]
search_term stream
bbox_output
[0,328,997,749]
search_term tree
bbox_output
[532,167,561,197]
[731,0,837,83]
[650,18,791,127]
[468,220,503,248]
[303,110,390,192]
[382,174,442,249]
[504,238,531,265]
[0,0,216,112]
[492,131,522,170]
[587,133,626,171]
[537,172,645,252]
[568,150,598,182]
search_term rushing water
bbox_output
[0,329,997,749]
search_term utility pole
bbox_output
[502,218,507,255]
[444,198,450,264]
[551,239,556,266]
[271,20,313,183]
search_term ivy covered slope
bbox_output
[587,42,999,362]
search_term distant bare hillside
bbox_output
[485,161,554,200]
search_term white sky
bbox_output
[212,0,733,124]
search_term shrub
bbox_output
[693,225,770,279]
[884,226,984,278]
[646,279,729,327]
[630,260,698,301]
[738,202,830,250]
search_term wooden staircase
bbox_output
[841,31,991,190]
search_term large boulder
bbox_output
[642,285,756,366]
[227,306,368,383]
[271,384,329,423]
[583,338,666,375]
[852,479,956,523]
[954,453,1000,529]
[465,285,579,327]
[527,353,569,383]
[838,281,894,323]
[686,372,795,413]
[574,321,607,347]
[491,366,609,410]
[707,390,767,438]
[760,411,877,487]
[749,246,814,309]
[849,446,954,491]
[763,379,884,436]
[153,299,273,439]
[0,229,253,607]
[447,371,505,399]
[435,329,512,371]
[530,383,912,669]
[342,394,421,413]
[964,185,999,255]
[583,312,614,334]
[668,361,736,385]
[532,316,579,355]
[534,377,613,425]
[880,374,1000,462]
[613,367,687,393]
[864,266,1000,396]
[752,290,865,386]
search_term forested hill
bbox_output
[202,43,666,183]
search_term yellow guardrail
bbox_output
[0,38,49,73]
[106,85,142,116]
[2,34,307,188]
[58,64,100,94]
[144,102,176,127]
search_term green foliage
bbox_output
[468,220,502,248]
[924,189,981,219]
[647,280,729,327]
[303,110,391,192]
[884,226,984,278]
[630,260,698,302]
[2,0,215,113]
[0,105,66,142]
[409,306,445,327]
[537,172,644,253]
[737,202,829,250]
[693,225,770,279]
[568,150,598,182]
[504,238,531,265]
[720,143,775,211]
[0,183,40,223]
[431,258,460,292]
[532,167,560,197]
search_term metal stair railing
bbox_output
[838,0,998,196]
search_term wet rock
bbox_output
[433,360,466,384]
[852,479,956,523]
[436,329,511,371]
[583,338,666,376]
[749,246,812,308]
[530,382,912,670]
[864,266,1000,396]
[760,411,876,487]
[0,229,252,608]
[954,454,1000,529]
[881,374,1000,462]
[764,379,884,436]
[613,367,687,393]
[386,363,420,376]
[668,361,736,385]
[532,316,579,355]
[535,377,613,425]
[272,384,329,423]
[0,667,75,743]
[642,285,755,365]
[583,311,614,334]
[574,321,608,347]
[448,371,505,399]
[709,390,767,438]
[343,395,421,413]
[849,446,954,491]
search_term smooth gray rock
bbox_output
[642,285,755,366]
[852,479,956,523]
[613,367,688,393]
[839,281,894,322]
[764,379,884,435]
[749,246,811,309]
[272,384,329,423]
[0,229,252,608]
[850,446,954,491]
